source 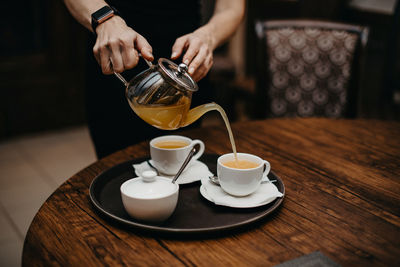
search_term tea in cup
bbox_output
[150,135,205,175]
[217,153,271,196]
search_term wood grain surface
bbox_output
[22,118,400,266]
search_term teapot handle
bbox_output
[113,53,153,87]
[141,54,153,68]
[114,72,128,87]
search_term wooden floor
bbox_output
[0,126,96,267]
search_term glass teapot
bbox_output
[114,58,216,130]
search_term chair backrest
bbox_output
[254,20,369,118]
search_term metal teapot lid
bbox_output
[158,58,199,92]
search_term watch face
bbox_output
[92,6,114,23]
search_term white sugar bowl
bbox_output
[120,170,179,223]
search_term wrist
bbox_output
[95,15,126,35]
[197,25,217,51]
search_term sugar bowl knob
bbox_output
[141,170,157,182]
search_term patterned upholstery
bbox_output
[255,20,368,118]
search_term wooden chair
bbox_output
[253,20,369,118]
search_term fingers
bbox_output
[108,39,124,73]
[178,39,213,81]
[122,47,139,70]
[93,34,152,74]
[135,34,154,61]
[121,32,139,70]
[94,42,112,74]
[172,31,214,81]
[93,37,124,74]
[182,38,201,66]
[191,54,213,81]
[171,35,188,60]
[92,18,153,74]
[187,45,208,75]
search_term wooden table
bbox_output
[23,118,400,266]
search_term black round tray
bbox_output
[89,154,285,235]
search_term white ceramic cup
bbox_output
[150,135,205,175]
[217,153,271,196]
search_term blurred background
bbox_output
[0,0,399,140]
[0,0,399,266]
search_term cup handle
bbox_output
[261,160,271,182]
[190,140,205,161]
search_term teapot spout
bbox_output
[182,102,218,127]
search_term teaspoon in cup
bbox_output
[171,147,196,184]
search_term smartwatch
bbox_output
[91,6,120,34]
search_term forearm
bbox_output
[200,0,245,50]
[63,0,108,31]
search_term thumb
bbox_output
[135,34,154,61]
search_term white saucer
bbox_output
[133,160,213,185]
[200,177,284,208]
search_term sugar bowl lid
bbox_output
[158,58,199,92]
[121,170,178,199]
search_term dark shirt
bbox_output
[108,0,201,59]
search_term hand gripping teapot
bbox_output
[114,58,216,130]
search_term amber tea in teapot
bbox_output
[129,95,191,130]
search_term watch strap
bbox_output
[91,6,120,34]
